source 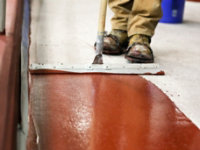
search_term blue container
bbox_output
[160,0,186,23]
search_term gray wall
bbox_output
[0,0,6,32]
[17,0,30,149]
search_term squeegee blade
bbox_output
[30,63,164,75]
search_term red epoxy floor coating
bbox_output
[28,74,200,150]
[0,36,6,66]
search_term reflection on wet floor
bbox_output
[28,74,200,150]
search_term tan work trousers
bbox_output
[109,0,162,37]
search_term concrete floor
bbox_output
[29,0,200,130]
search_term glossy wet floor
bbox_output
[28,74,200,150]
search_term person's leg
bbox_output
[97,0,133,55]
[109,0,133,31]
[125,0,162,63]
[127,0,162,37]
[95,0,132,55]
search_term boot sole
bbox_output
[125,55,154,63]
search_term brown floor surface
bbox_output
[0,0,23,149]
[0,36,6,65]
[28,74,200,150]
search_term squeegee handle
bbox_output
[96,0,107,55]
[98,0,107,34]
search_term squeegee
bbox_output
[92,0,107,64]
[30,0,164,75]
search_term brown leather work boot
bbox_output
[95,29,128,55]
[125,34,154,63]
